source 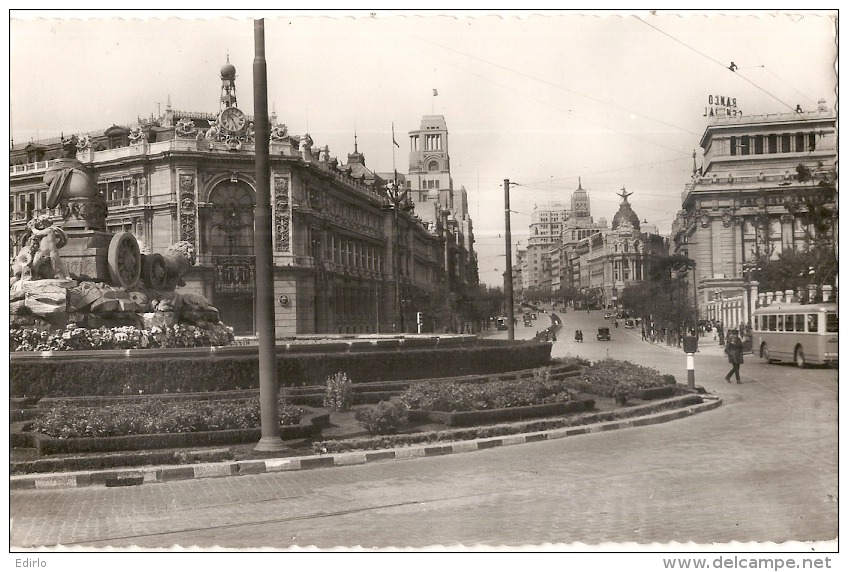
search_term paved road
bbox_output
[10,310,838,549]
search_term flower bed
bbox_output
[572,358,674,400]
[11,322,235,352]
[399,370,577,413]
[31,398,304,439]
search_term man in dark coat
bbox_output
[724,329,744,384]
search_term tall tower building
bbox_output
[407,115,453,223]
[570,177,591,220]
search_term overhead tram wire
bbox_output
[366,20,705,156]
[368,17,703,139]
[515,155,693,189]
[637,17,809,119]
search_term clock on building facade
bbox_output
[219,107,247,134]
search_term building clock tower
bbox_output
[407,115,454,222]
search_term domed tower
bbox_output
[611,186,641,231]
[220,55,238,110]
[571,177,591,220]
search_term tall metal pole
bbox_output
[253,19,284,452]
[394,198,402,333]
[504,179,515,341]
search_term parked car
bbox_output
[597,327,611,341]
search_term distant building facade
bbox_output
[671,98,837,327]
[514,179,667,308]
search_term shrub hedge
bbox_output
[407,398,595,427]
[314,394,704,453]
[31,424,317,455]
[11,340,552,399]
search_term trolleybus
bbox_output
[751,302,837,367]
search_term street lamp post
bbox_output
[386,179,406,333]
[503,179,519,341]
[253,19,285,452]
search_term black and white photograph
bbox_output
[7,7,839,563]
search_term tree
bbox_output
[783,163,837,249]
[748,163,838,301]
[748,246,836,300]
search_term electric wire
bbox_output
[636,17,811,119]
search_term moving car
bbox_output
[597,327,611,341]
[604,312,612,320]
[624,319,636,329]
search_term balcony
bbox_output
[10,161,55,175]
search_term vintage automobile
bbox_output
[597,327,611,341]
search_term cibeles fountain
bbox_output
[10,135,223,341]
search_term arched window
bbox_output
[205,182,255,255]
[428,160,440,172]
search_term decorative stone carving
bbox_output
[270,123,288,142]
[175,118,198,138]
[700,210,711,228]
[225,137,243,151]
[274,176,291,252]
[721,210,734,228]
[128,126,147,144]
[179,174,197,249]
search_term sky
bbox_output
[6,9,838,288]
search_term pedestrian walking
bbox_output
[724,329,744,384]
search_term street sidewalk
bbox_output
[619,327,730,357]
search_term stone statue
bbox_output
[128,126,147,144]
[43,136,98,210]
[205,119,220,142]
[76,135,92,151]
[299,134,313,159]
[11,214,71,285]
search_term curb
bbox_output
[10,397,722,491]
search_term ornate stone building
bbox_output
[515,180,666,308]
[10,60,477,335]
[671,99,837,327]
[572,188,668,308]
